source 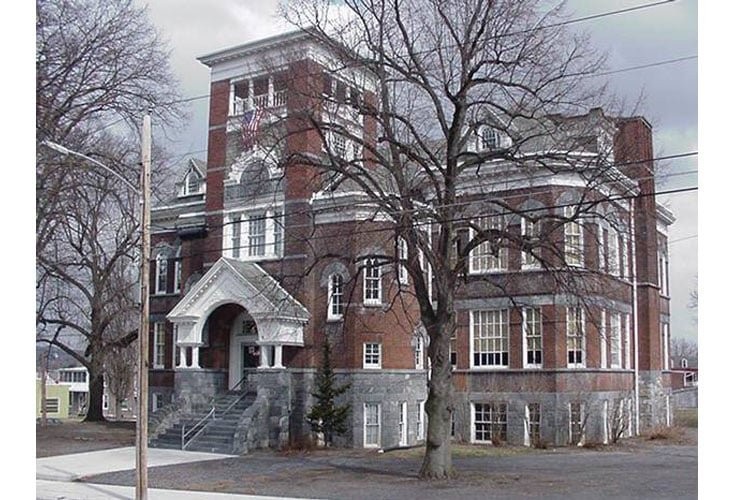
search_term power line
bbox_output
[150,150,698,234]
[148,183,698,263]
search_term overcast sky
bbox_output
[140,0,698,342]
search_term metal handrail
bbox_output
[180,373,252,450]
[181,405,215,450]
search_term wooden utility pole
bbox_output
[136,113,152,500]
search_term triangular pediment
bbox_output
[167,257,308,346]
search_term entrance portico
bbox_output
[167,257,309,393]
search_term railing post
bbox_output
[181,424,185,450]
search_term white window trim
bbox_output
[397,238,408,285]
[608,230,620,275]
[363,403,381,448]
[173,250,182,293]
[154,254,168,295]
[399,401,408,446]
[610,312,622,369]
[564,207,584,268]
[600,310,607,369]
[470,309,510,369]
[520,217,541,270]
[363,258,382,306]
[153,323,166,369]
[327,273,344,321]
[363,343,382,369]
[566,307,586,368]
[522,307,543,369]
[468,216,508,274]
[223,209,284,261]
[417,401,426,442]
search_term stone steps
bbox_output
[150,392,255,454]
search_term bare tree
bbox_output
[670,337,697,369]
[277,0,623,478]
[106,344,138,420]
[36,0,183,420]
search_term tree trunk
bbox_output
[85,370,106,422]
[419,318,455,479]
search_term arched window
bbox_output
[327,274,344,320]
[478,125,500,151]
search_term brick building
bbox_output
[147,31,674,452]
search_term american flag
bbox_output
[241,107,265,149]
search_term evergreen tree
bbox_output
[306,340,351,446]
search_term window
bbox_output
[333,133,347,159]
[397,238,408,284]
[478,125,500,151]
[417,401,425,441]
[609,312,621,368]
[608,230,620,275]
[600,310,607,369]
[363,343,381,369]
[155,253,168,294]
[521,217,541,269]
[231,216,242,258]
[327,274,344,320]
[566,307,585,368]
[472,402,507,443]
[225,209,284,260]
[173,248,182,293]
[681,358,688,369]
[363,258,382,305]
[103,393,109,411]
[414,334,425,369]
[44,398,60,414]
[153,323,166,369]
[364,403,381,447]
[564,206,584,267]
[469,215,508,273]
[152,393,164,412]
[471,310,509,368]
[523,307,543,368]
[399,402,408,446]
[661,323,670,370]
[569,402,584,445]
[248,214,266,257]
[526,403,541,447]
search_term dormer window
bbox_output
[179,164,205,198]
[478,125,500,151]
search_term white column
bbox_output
[248,79,254,109]
[273,345,283,369]
[267,76,274,107]
[191,346,200,369]
[229,84,235,116]
[259,345,271,369]
[177,346,187,368]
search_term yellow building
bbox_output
[36,378,70,420]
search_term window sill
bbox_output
[326,316,344,323]
[469,366,509,371]
[363,365,382,370]
[362,301,383,308]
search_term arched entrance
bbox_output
[167,257,309,393]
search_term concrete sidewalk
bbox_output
[36,479,311,500]
[37,446,317,499]
[37,446,234,481]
